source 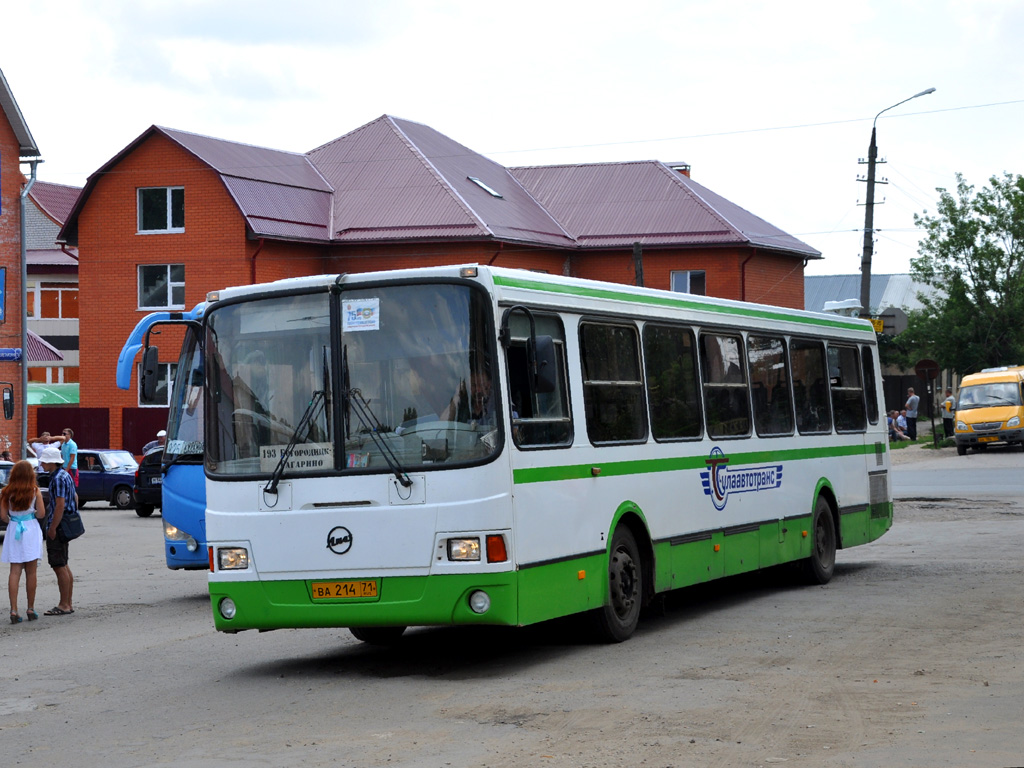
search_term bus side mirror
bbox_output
[2,386,13,420]
[141,346,160,403]
[530,335,556,394]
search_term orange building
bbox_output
[59,115,820,452]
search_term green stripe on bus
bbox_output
[492,274,869,332]
[513,443,880,484]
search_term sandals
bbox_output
[44,607,73,616]
[9,612,22,624]
[27,610,38,621]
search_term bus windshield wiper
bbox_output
[264,390,326,496]
[344,388,412,488]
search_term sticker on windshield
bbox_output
[166,439,203,455]
[343,298,380,332]
[259,443,334,472]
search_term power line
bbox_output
[485,98,1024,156]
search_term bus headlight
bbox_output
[447,538,481,561]
[469,590,491,614]
[186,537,199,552]
[164,521,190,541]
[956,420,968,432]
[218,547,250,570]
[1007,416,1020,428]
[219,598,237,619]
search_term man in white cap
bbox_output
[143,430,167,455]
[39,445,78,616]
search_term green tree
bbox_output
[908,172,1024,374]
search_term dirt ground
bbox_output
[1,441,1022,768]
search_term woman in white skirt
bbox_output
[1,460,47,623]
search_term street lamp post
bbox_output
[859,87,936,316]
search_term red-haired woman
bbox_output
[1,461,46,623]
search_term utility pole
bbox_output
[858,128,884,315]
[632,241,644,287]
[858,88,936,317]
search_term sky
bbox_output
[4,0,1024,277]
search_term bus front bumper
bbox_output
[209,572,519,632]
[955,427,1024,449]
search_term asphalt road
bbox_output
[1,451,1021,768]
[891,441,1024,498]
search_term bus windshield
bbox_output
[164,325,205,462]
[957,382,1022,409]
[205,282,499,477]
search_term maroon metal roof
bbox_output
[27,248,78,267]
[59,116,816,260]
[27,330,63,362]
[510,161,820,257]
[308,116,574,246]
[29,181,81,224]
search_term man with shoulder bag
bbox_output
[38,446,82,617]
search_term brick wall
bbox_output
[0,113,26,457]
[77,133,255,449]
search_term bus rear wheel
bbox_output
[349,626,406,645]
[801,497,836,585]
[591,526,643,643]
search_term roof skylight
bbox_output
[468,176,503,198]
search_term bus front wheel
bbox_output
[591,526,643,643]
[349,626,406,645]
[801,497,836,585]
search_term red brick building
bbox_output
[59,115,820,452]
[1,67,44,458]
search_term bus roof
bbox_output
[207,265,876,336]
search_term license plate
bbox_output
[311,580,378,600]
[979,436,998,443]
[151,477,162,485]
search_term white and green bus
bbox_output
[203,265,891,643]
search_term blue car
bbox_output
[74,449,139,510]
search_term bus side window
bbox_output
[828,344,867,432]
[861,346,880,424]
[791,339,832,434]
[700,332,751,438]
[505,314,573,449]
[580,322,647,445]
[642,323,702,440]
[747,335,794,436]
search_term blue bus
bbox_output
[117,304,207,570]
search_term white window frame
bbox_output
[137,186,185,233]
[138,264,186,310]
[670,270,706,295]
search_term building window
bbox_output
[670,270,706,295]
[27,281,78,318]
[139,265,185,309]
[139,361,177,406]
[138,187,185,233]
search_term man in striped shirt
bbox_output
[39,446,78,617]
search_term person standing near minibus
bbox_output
[905,388,920,441]
[942,388,956,439]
